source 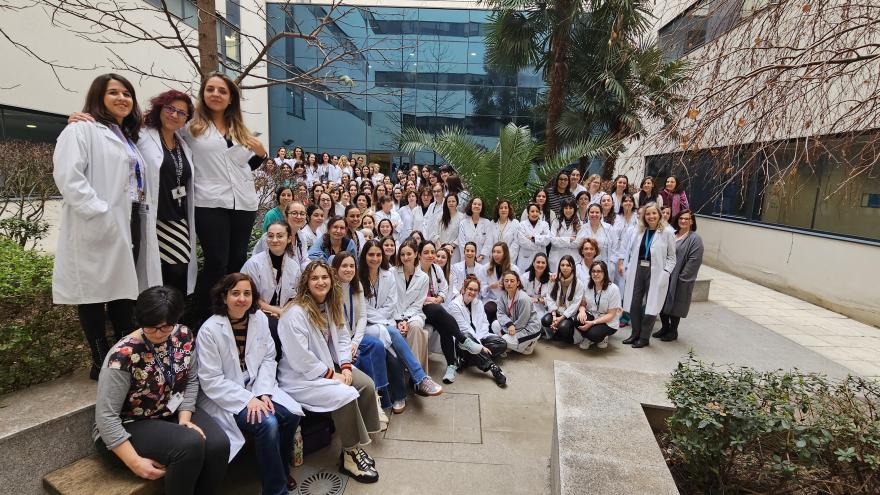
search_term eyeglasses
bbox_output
[266,233,288,240]
[590,269,604,274]
[162,105,189,119]
[287,211,306,217]
[144,323,175,333]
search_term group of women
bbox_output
[54,72,704,495]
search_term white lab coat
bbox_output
[622,228,677,316]
[487,219,520,266]
[276,305,359,412]
[195,312,303,460]
[51,121,156,304]
[393,269,428,326]
[523,275,550,317]
[516,219,551,272]
[449,260,486,296]
[548,218,580,271]
[374,209,402,234]
[138,128,196,294]
[180,122,257,211]
[481,263,520,302]
[457,217,492,262]
[363,269,397,348]
[252,230,311,270]
[447,294,492,340]
[240,250,302,308]
[423,263,449,302]
[577,221,617,273]
[545,276,587,318]
[433,212,462,261]
[612,214,639,287]
[421,202,443,241]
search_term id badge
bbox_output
[639,260,651,267]
[171,186,187,199]
[136,202,150,214]
[167,392,184,413]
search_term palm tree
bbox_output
[483,0,580,157]
[557,1,689,179]
[397,123,617,212]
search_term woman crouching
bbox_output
[276,261,381,483]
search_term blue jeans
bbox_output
[385,325,427,402]
[235,402,301,495]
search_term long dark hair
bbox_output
[321,216,352,253]
[639,176,659,203]
[556,198,580,234]
[358,239,388,299]
[549,255,578,302]
[441,194,459,228]
[331,251,361,294]
[82,73,142,142]
[525,252,550,284]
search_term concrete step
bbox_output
[43,455,160,495]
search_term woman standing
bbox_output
[447,276,508,387]
[344,205,367,256]
[417,241,469,384]
[374,195,402,235]
[634,177,660,208]
[458,197,492,264]
[575,191,591,225]
[585,174,604,204]
[54,74,158,379]
[622,204,677,348]
[516,203,551,271]
[521,189,555,225]
[331,253,391,430]
[613,194,638,288]
[568,168,587,196]
[397,190,419,241]
[450,241,486,296]
[433,194,462,262]
[196,274,302,494]
[487,199,520,264]
[307,216,357,264]
[360,241,443,413]
[304,153,319,187]
[659,175,689,218]
[541,255,585,343]
[574,261,621,350]
[491,271,542,355]
[261,186,294,232]
[393,241,431,374]
[656,210,704,342]
[609,175,629,212]
[182,73,268,318]
[95,286,228,494]
[276,261,380,483]
[138,90,197,297]
[545,171,574,218]
[548,198,581,270]
[577,204,617,272]
[300,204,326,250]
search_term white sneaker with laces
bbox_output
[597,336,609,349]
[578,339,594,350]
[442,364,457,383]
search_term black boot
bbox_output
[490,364,507,388]
[652,326,669,338]
[622,333,638,345]
[661,330,678,342]
[86,336,111,381]
[632,340,650,348]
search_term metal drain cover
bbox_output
[298,471,345,495]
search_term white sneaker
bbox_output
[391,399,406,414]
[578,339,594,350]
[442,364,456,383]
[521,338,538,355]
[597,336,609,349]
[340,448,378,483]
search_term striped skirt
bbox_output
[156,218,191,265]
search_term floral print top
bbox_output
[106,326,196,419]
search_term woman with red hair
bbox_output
[137,90,198,296]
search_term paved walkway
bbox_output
[217,265,875,495]
[702,265,880,379]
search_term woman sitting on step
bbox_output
[94,286,229,495]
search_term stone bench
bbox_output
[552,361,678,495]
[43,455,161,495]
[693,277,711,302]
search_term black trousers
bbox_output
[660,313,681,332]
[423,303,464,366]
[578,323,616,342]
[629,264,657,343]
[460,335,506,371]
[161,262,188,297]
[541,312,576,343]
[484,301,497,325]
[194,207,257,316]
[96,409,229,495]
[78,300,134,371]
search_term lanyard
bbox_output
[142,329,176,390]
[594,289,602,309]
[467,302,476,331]
[345,288,354,331]
[507,293,516,316]
[643,230,656,260]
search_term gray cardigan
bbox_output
[662,232,704,318]
[495,289,542,339]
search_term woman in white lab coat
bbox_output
[276,261,379,483]
[446,276,508,387]
[487,199,520,264]
[481,242,520,321]
[53,73,158,379]
[393,240,431,374]
[137,93,197,296]
[621,203,677,348]
[196,273,303,494]
[548,198,581,270]
[433,194,463,262]
[516,203,551,271]
[541,255,586,343]
[181,72,269,318]
[359,240,443,414]
[576,203,617,271]
[449,242,486,296]
[457,197,492,264]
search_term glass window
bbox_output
[1,107,68,143]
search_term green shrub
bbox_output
[664,354,880,494]
[0,239,86,395]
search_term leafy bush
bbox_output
[0,239,86,395]
[663,354,880,494]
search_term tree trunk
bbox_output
[544,0,574,158]
[197,0,219,76]
[601,152,617,180]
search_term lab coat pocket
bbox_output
[79,209,115,242]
